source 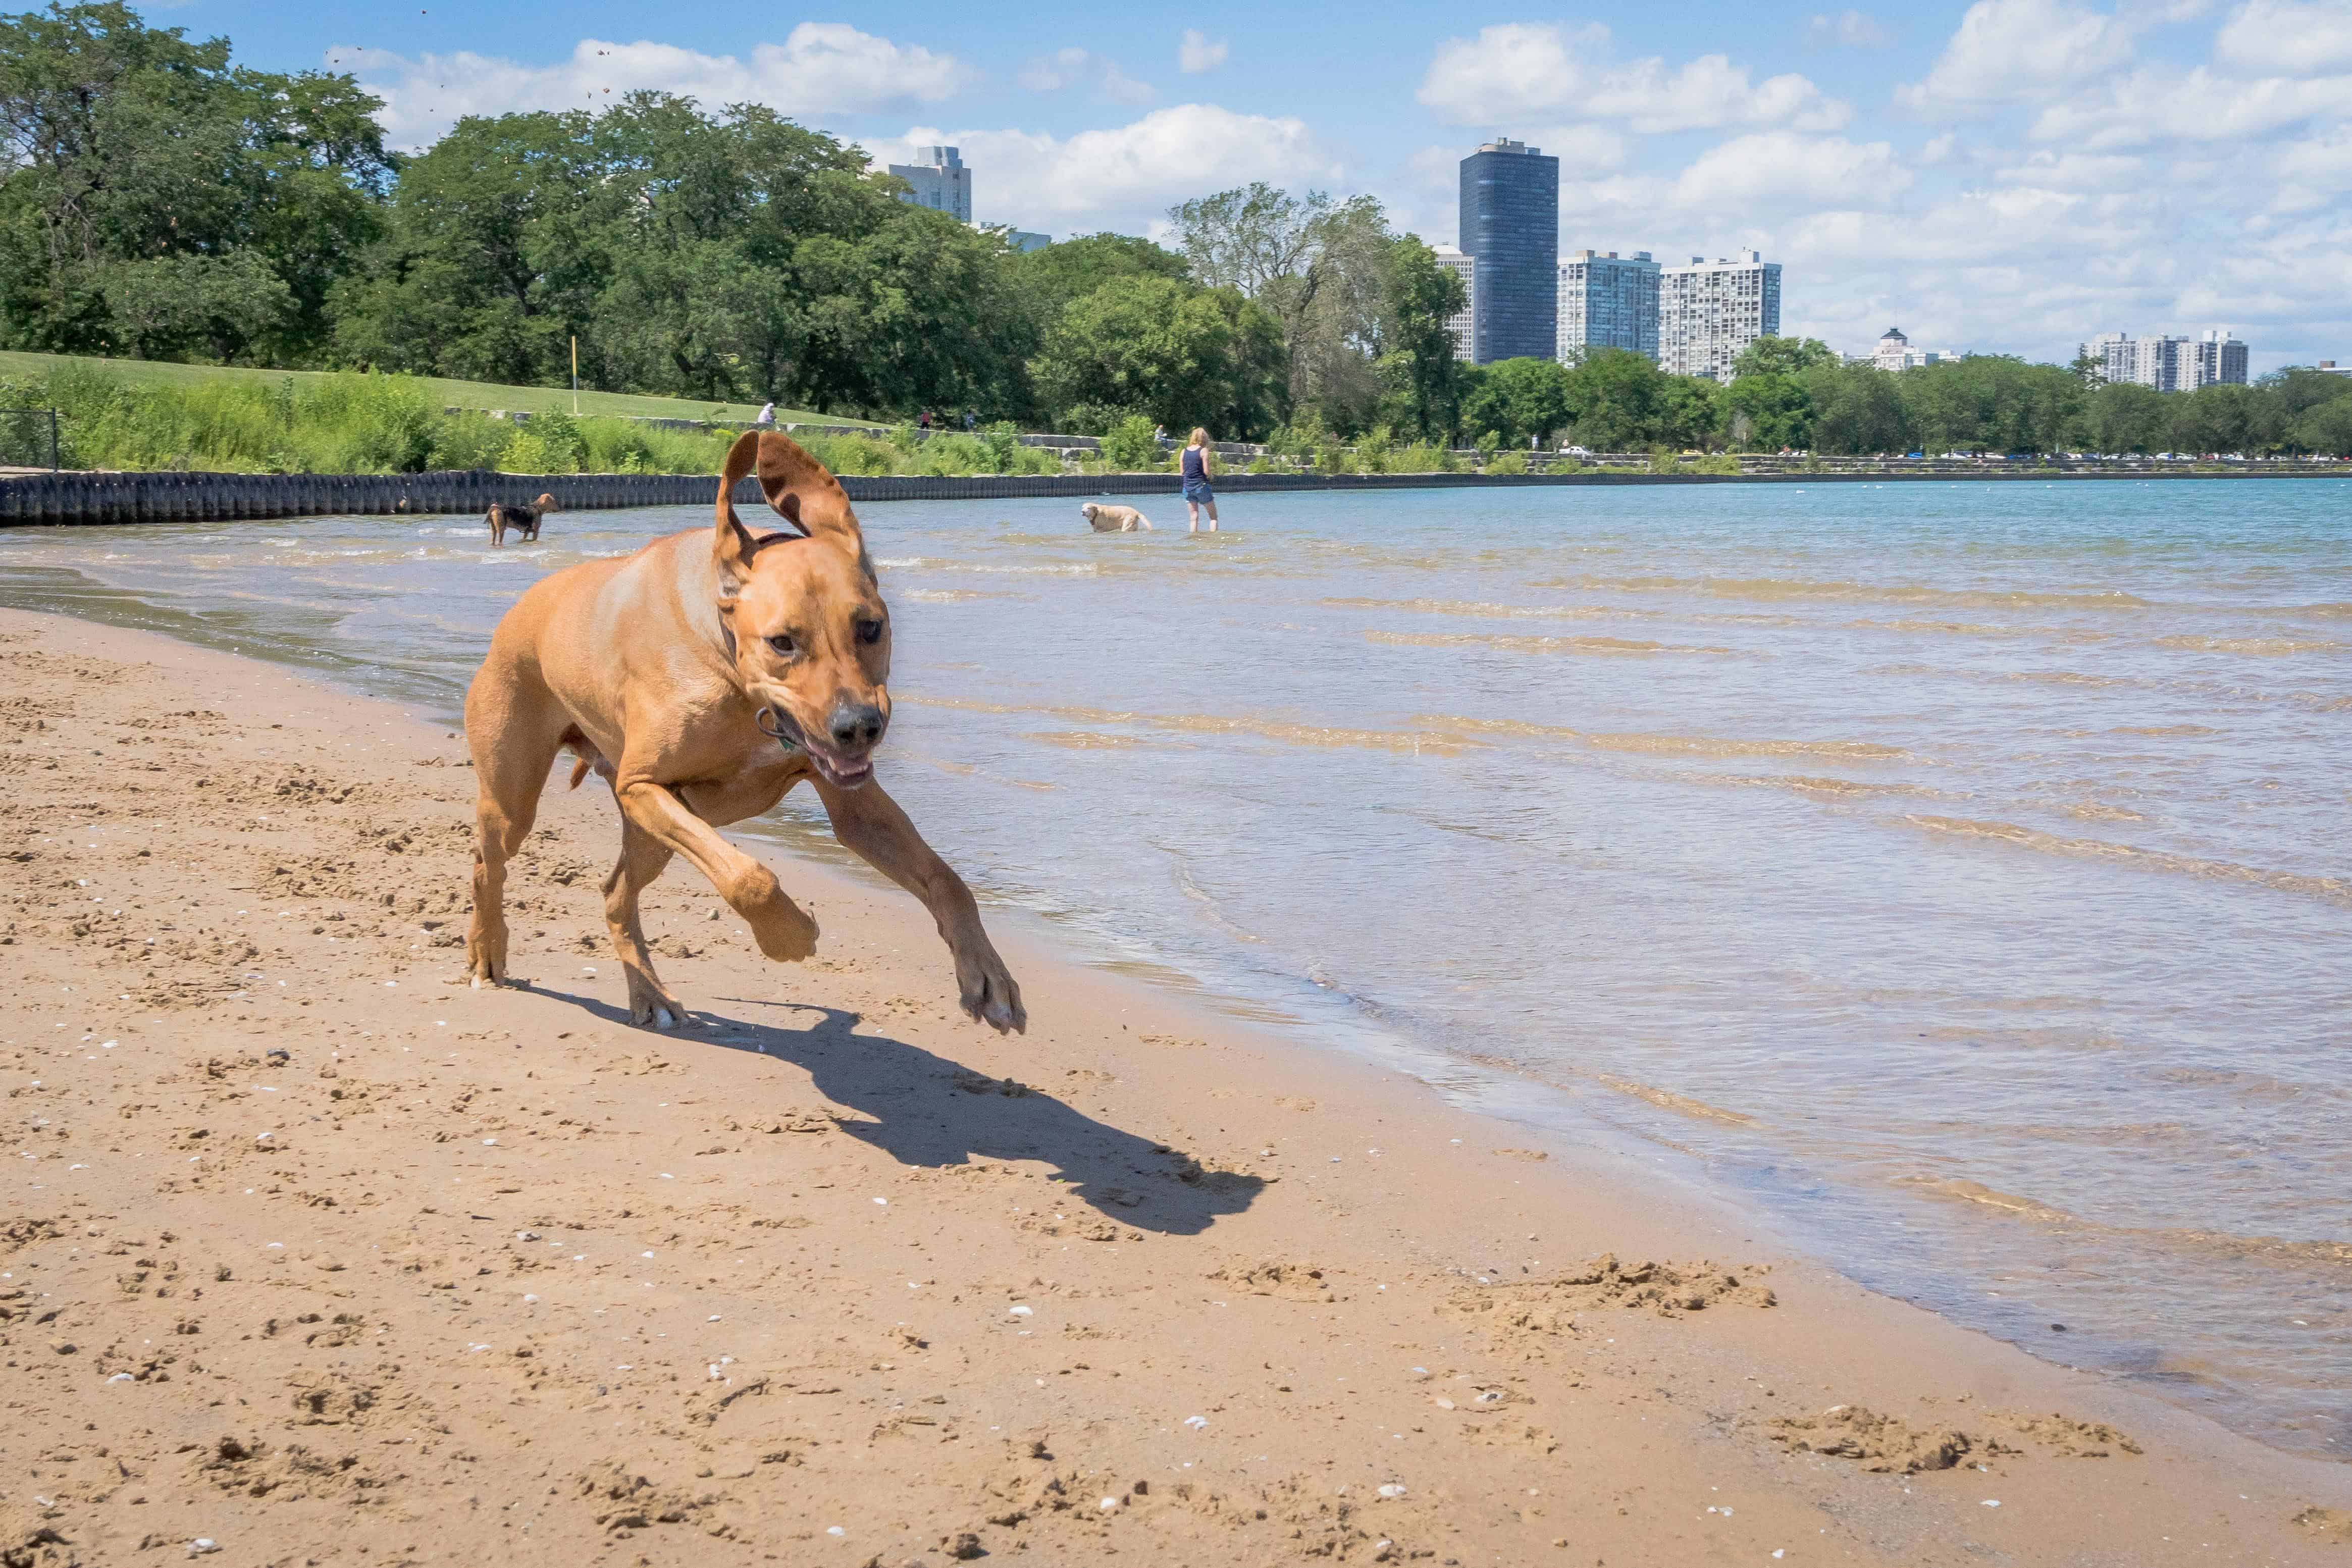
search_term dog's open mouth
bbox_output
[803,743,873,787]
[758,706,874,788]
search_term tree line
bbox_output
[6,3,2351,455]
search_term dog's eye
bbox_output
[766,634,795,656]
[855,618,883,646]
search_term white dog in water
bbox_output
[1080,503,1152,533]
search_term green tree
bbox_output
[1459,356,1571,448]
[1806,363,1911,454]
[1373,235,1467,442]
[1031,274,1286,438]
[2290,392,2352,456]
[0,1,392,363]
[2077,382,2168,454]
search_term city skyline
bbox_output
[240,2,2352,374]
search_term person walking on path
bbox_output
[1180,427,1220,533]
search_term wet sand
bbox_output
[2,604,2346,1566]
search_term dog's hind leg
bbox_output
[462,667,562,987]
[602,816,684,1028]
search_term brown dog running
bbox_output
[460,433,1024,1033]
[487,492,559,547]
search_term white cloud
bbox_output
[341,26,964,146]
[1991,148,2154,188]
[2214,0,2352,74]
[1804,10,1897,48]
[1178,29,1230,74]
[1417,23,1848,132]
[869,106,1344,233]
[1668,132,1914,208]
[1896,0,2138,115]
[2267,125,2352,208]
[1018,47,1154,104]
[2028,64,2352,146]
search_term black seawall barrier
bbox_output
[0,463,2334,527]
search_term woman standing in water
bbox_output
[1180,427,1220,533]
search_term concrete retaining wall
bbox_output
[1,463,2336,527]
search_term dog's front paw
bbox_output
[955,941,1026,1035]
[738,874,819,962]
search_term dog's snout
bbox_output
[828,702,885,751]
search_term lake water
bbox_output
[6,478,2348,1455]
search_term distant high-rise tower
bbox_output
[2189,329,2249,388]
[1458,139,1558,363]
[1432,244,1477,362]
[1557,249,1659,363]
[1659,251,1782,382]
[888,146,971,224]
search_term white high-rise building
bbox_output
[1433,244,1477,363]
[2080,330,2249,391]
[888,146,971,224]
[1660,251,1782,382]
[2186,330,2249,389]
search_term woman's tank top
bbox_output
[1181,445,1208,483]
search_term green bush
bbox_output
[1475,430,1501,465]
[1097,414,1162,470]
[1355,425,1394,473]
[1486,447,1527,476]
[1393,441,1444,473]
[982,420,1020,474]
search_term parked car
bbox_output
[1558,444,1590,456]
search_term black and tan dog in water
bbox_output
[487,493,559,547]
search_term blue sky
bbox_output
[190,0,2352,371]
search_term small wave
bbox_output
[1598,1075,1759,1127]
[2110,724,2216,737]
[873,555,1098,576]
[1894,1177,2352,1269]
[1529,574,2157,612]
[2059,800,2146,823]
[1365,630,1734,656]
[2153,634,2345,656]
[1904,815,2352,906]
[1024,730,1156,749]
[1720,773,1938,799]
[899,588,991,603]
[1413,713,1911,761]
[904,694,1484,755]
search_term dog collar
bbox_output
[755,705,807,755]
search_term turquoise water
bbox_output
[6,478,2349,1454]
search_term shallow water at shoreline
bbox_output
[6,478,2349,1455]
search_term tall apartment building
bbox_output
[2080,330,2249,391]
[1557,249,1659,363]
[1458,139,1558,364]
[1432,244,1477,362]
[887,145,971,224]
[2083,331,2137,385]
[1658,251,1781,382]
[2188,329,2249,388]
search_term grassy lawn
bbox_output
[0,350,875,429]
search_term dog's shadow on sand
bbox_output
[539,989,1263,1237]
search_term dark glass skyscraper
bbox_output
[1458,139,1558,364]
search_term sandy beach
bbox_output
[2,602,2346,1566]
